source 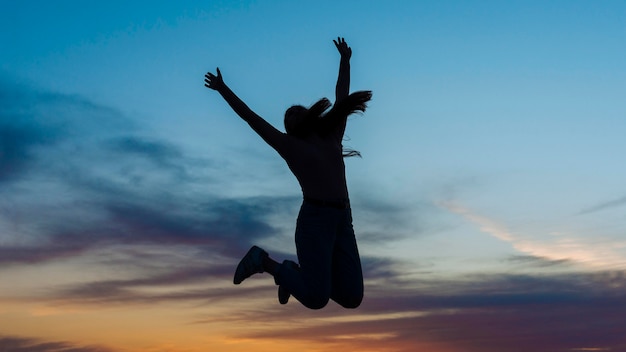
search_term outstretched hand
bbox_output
[204,68,225,91]
[333,37,352,60]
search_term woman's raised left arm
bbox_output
[334,37,351,102]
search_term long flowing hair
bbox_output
[285,90,372,157]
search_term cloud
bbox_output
[0,335,114,352]
[52,264,240,305]
[0,80,302,267]
[579,195,626,215]
[231,270,626,352]
[104,136,191,180]
[353,196,436,244]
[5,80,623,352]
[0,79,130,183]
[39,253,404,308]
[506,254,572,268]
[0,243,89,265]
[439,201,626,269]
[0,123,50,182]
[0,103,57,183]
[0,194,298,265]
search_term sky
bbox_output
[1,0,626,351]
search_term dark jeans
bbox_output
[275,200,364,309]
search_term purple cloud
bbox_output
[0,335,114,352]
[235,270,626,352]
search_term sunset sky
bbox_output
[1,1,626,351]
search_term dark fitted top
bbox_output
[241,113,349,202]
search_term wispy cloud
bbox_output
[0,335,113,352]
[579,195,626,215]
[439,201,626,269]
[506,254,572,268]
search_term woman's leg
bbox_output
[330,208,364,308]
[275,202,337,309]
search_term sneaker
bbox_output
[278,260,299,304]
[233,246,267,285]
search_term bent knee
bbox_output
[305,295,330,310]
[301,284,331,310]
[338,294,363,309]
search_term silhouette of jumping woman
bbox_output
[204,37,371,309]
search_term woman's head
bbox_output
[284,105,309,137]
[283,91,371,158]
[284,98,331,138]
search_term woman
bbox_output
[204,37,371,309]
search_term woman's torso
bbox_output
[278,134,348,202]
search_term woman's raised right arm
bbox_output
[204,68,285,150]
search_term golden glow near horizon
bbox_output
[0,297,458,352]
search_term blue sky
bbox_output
[1,1,626,351]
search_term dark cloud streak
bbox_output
[0,335,114,352]
[0,79,129,183]
[0,81,299,266]
[579,195,626,215]
[506,254,572,268]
